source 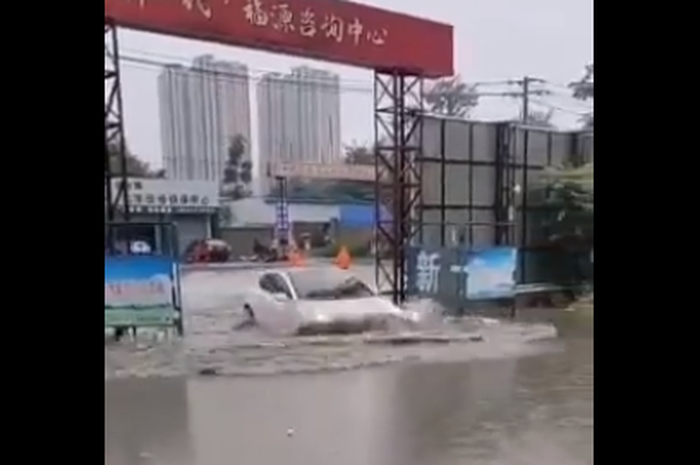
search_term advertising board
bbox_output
[105,0,453,77]
[268,161,378,181]
[407,246,518,301]
[104,255,180,327]
[106,178,219,214]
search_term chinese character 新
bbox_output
[367,28,388,45]
[243,0,269,27]
[415,250,441,294]
[180,0,212,19]
[298,8,316,37]
[271,4,294,32]
[347,18,363,45]
[321,14,344,42]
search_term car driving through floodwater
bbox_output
[236,268,425,336]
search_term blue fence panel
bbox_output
[339,204,392,228]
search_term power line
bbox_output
[119,54,376,94]
[531,98,592,116]
[120,45,526,89]
[541,79,575,92]
[116,47,535,96]
[119,46,377,87]
[114,48,593,121]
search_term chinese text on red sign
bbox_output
[107,0,453,77]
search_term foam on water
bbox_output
[105,266,558,380]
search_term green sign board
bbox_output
[105,306,177,327]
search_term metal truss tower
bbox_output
[373,71,424,305]
[105,21,130,228]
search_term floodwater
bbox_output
[105,266,593,465]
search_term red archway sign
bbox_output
[104,0,453,77]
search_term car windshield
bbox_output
[289,269,375,300]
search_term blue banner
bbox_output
[457,248,518,300]
[407,246,518,301]
[104,256,179,327]
[275,193,290,241]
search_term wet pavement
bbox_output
[105,266,593,465]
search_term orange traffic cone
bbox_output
[334,245,352,270]
[288,249,306,267]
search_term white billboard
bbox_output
[106,178,219,213]
[268,161,379,182]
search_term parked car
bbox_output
[184,239,231,263]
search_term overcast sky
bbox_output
[117,0,593,168]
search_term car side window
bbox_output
[270,275,293,299]
[259,274,292,299]
[259,275,276,293]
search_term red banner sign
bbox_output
[105,0,453,77]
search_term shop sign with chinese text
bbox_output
[107,178,219,214]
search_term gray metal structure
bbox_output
[417,116,593,285]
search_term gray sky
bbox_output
[117,0,593,168]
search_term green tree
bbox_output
[570,64,594,129]
[527,163,594,284]
[424,75,480,118]
[107,140,155,177]
[222,134,253,200]
[529,164,594,246]
[344,141,375,165]
[525,109,555,128]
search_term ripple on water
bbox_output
[105,268,558,380]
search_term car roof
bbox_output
[285,267,353,278]
[260,268,357,283]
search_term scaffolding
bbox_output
[373,71,425,305]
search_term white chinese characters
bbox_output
[271,4,295,32]
[414,250,441,294]
[298,8,316,37]
[321,14,344,42]
[240,0,388,46]
[181,0,212,19]
[243,0,270,26]
[129,0,212,19]
[366,28,388,45]
[347,18,363,45]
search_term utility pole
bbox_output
[473,77,550,123]
[519,76,548,123]
[522,76,530,123]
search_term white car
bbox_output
[238,268,422,336]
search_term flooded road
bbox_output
[105,266,593,465]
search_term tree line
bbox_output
[106,139,164,178]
